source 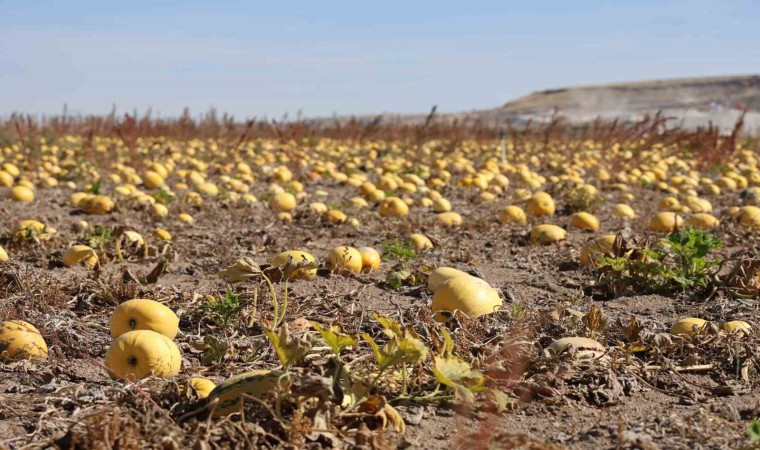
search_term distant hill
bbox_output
[328,75,760,134]
[500,75,760,116]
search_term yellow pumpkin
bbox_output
[270,250,318,280]
[649,212,683,233]
[324,209,347,224]
[432,198,452,213]
[143,170,165,189]
[684,213,720,230]
[378,197,409,217]
[182,377,217,398]
[500,205,527,225]
[427,267,472,292]
[105,330,182,380]
[526,192,555,216]
[721,320,751,334]
[671,318,708,336]
[409,233,433,250]
[431,275,502,322]
[357,247,381,271]
[110,299,179,339]
[9,185,34,202]
[269,192,297,213]
[82,195,114,214]
[612,204,636,219]
[154,228,172,241]
[326,246,363,275]
[435,212,463,227]
[62,245,99,268]
[569,212,600,230]
[529,224,567,245]
[0,320,48,361]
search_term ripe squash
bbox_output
[110,299,179,339]
[431,275,501,322]
[105,330,182,380]
[326,246,363,275]
[0,320,48,361]
[270,250,317,281]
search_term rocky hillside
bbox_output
[501,75,760,116]
[334,75,760,134]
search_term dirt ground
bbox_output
[1,177,759,450]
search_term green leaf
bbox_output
[310,321,357,356]
[433,356,485,391]
[264,325,312,369]
[749,421,760,442]
[362,331,428,370]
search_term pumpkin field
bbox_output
[1,114,760,449]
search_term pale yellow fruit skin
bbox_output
[671,318,707,335]
[105,330,182,380]
[152,203,169,217]
[379,197,409,217]
[432,198,452,213]
[526,192,555,216]
[613,204,636,219]
[310,202,328,214]
[500,205,527,224]
[435,212,463,227]
[427,267,472,292]
[0,170,13,187]
[269,192,296,213]
[545,337,605,359]
[184,377,216,398]
[721,320,751,334]
[82,195,114,215]
[10,185,34,202]
[357,247,381,271]
[530,224,567,245]
[326,246,363,275]
[198,182,219,197]
[0,320,48,361]
[579,235,617,266]
[737,206,760,228]
[123,231,145,246]
[14,220,56,240]
[409,233,433,250]
[570,212,600,230]
[684,213,720,230]
[432,275,502,322]
[208,370,282,418]
[270,250,317,280]
[62,245,99,268]
[324,210,347,224]
[178,213,194,223]
[70,192,91,207]
[154,228,172,241]
[143,171,165,189]
[110,299,179,339]
[649,212,683,233]
[0,245,8,262]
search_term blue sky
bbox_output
[1,1,758,118]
